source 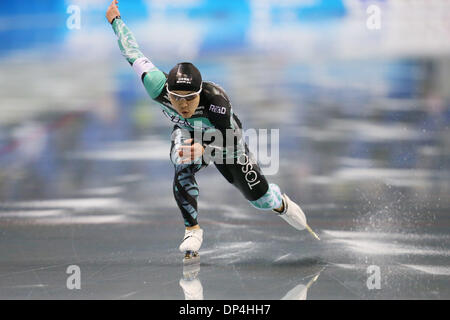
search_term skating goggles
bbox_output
[166,83,202,101]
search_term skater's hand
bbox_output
[106,0,121,24]
[177,139,204,164]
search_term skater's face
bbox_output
[169,90,201,118]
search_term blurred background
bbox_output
[0,0,449,299]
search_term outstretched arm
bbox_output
[106,0,166,99]
[107,0,142,65]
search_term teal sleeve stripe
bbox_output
[142,70,167,99]
[111,18,144,65]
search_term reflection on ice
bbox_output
[281,272,322,300]
[180,260,203,300]
[179,259,324,300]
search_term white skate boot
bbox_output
[179,228,203,262]
[277,194,320,240]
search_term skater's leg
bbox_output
[172,165,205,253]
[214,149,269,202]
[216,157,283,212]
[173,164,203,227]
[215,145,319,238]
[171,126,206,228]
[171,126,207,256]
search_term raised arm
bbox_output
[106,0,166,99]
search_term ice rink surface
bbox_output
[1,1,450,300]
[0,178,449,300]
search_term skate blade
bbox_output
[183,251,200,264]
[305,224,320,240]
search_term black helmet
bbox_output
[167,62,202,92]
